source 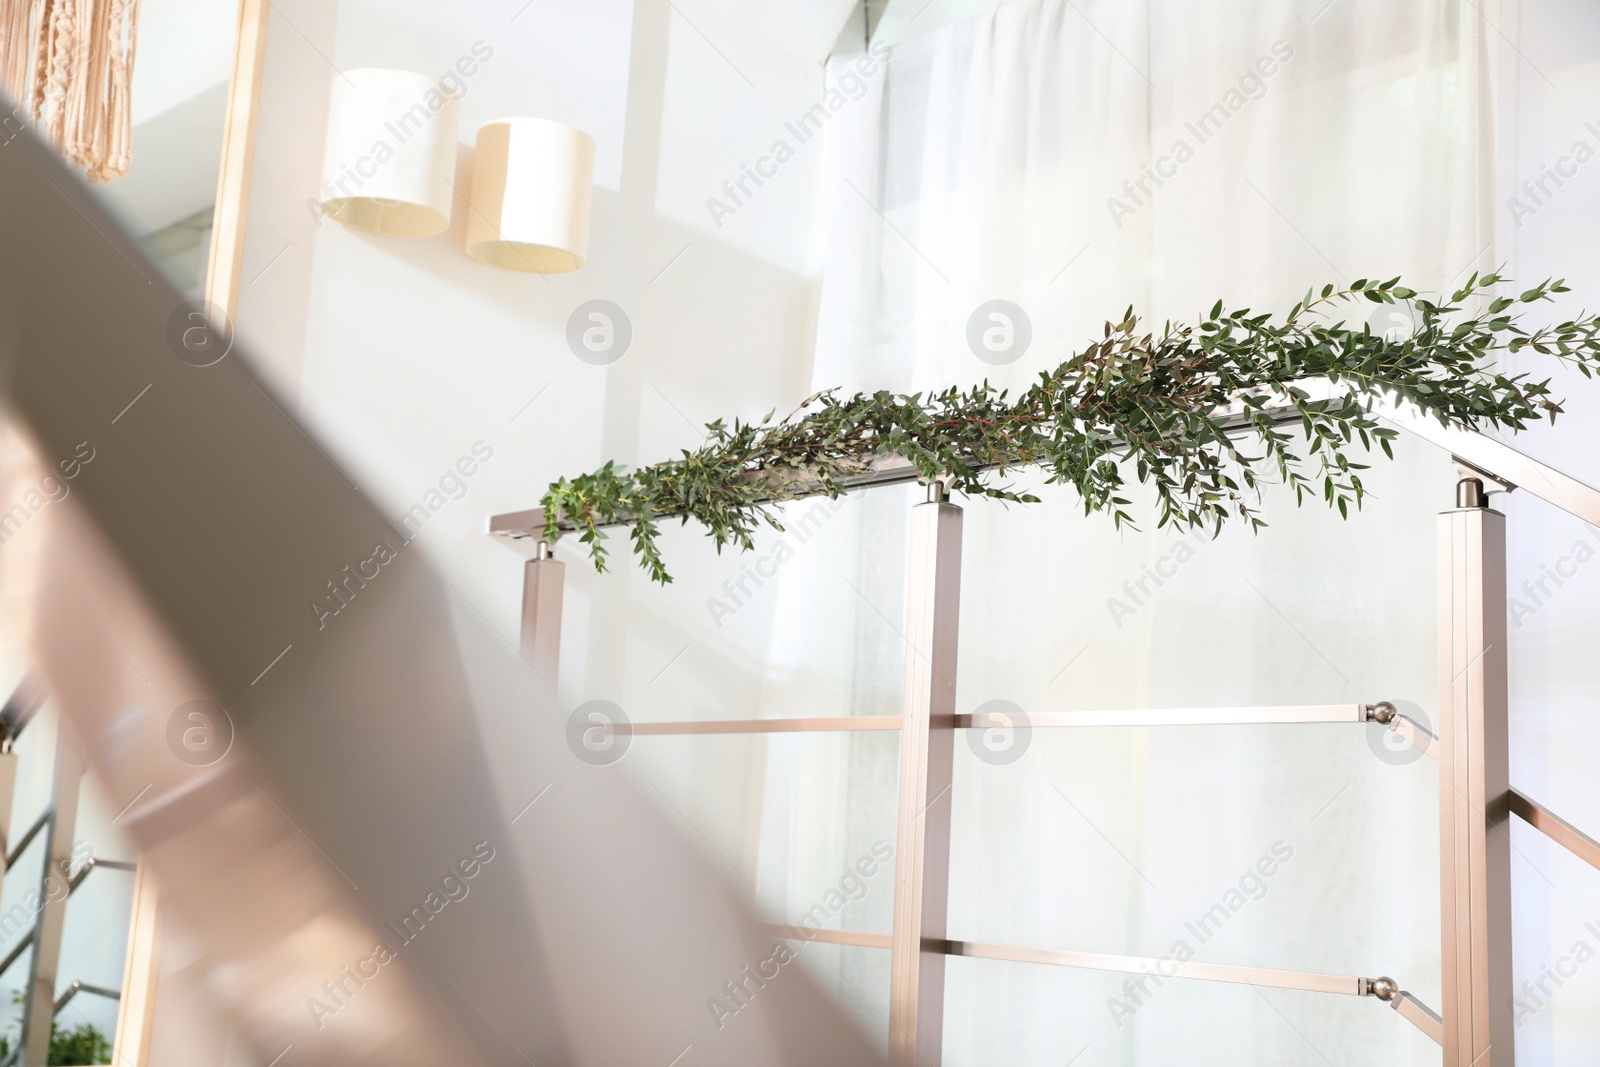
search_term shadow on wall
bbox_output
[237,0,828,430]
[325,143,821,396]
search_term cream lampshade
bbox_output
[318,68,460,236]
[466,118,595,272]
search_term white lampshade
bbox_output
[466,118,595,273]
[318,68,459,236]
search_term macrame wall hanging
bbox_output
[0,0,141,182]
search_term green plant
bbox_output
[0,988,113,1066]
[0,1020,113,1066]
[541,275,1600,583]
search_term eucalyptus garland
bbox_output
[542,275,1600,583]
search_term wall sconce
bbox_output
[319,68,460,236]
[465,118,595,273]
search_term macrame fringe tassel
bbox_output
[0,0,141,182]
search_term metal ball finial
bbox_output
[1369,701,1397,725]
[1370,976,1399,1001]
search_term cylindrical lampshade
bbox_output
[466,118,595,273]
[318,69,459,236]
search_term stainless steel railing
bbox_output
[0,678,134,1067]
[489,404,1600,546]
[489,414,1600,1064]
[0,980,123,1067]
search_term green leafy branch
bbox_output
[541,274,1600,583]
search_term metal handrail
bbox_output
[488,399,1600,546]
[491,452,931,545]
[1384,408,1600,527]
[489,406,1321,545]
[487,403,1600,1059]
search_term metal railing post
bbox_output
[0,741,16,913]
[1438,477,1514,1066]
[889,482,961,1066]
[0,677,44,913]
[521,541,565,687]
[22,730,83,1066]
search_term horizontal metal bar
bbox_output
[766,925,893,950]
[613,717,901,736]
[963,704,1370,728]
[53,979,120,1014]
[757,927,1441,1041]
[5,810,49,869]
[1391,989,1445,1046]
[615,705,1390,736]
[1510,789,1600,873]
[767,927,1438,1042]
[937,939,1369,997]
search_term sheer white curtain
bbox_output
[754,1,1495,1064]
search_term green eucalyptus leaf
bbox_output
[542,276,1600,582]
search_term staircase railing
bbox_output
[0,678,132,1067]
[489,416,1600,1067]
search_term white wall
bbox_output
[231,0,846,723]
[174,1,854,1062]
[1496,0,1600,1060]
[142,0,1600,1063]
